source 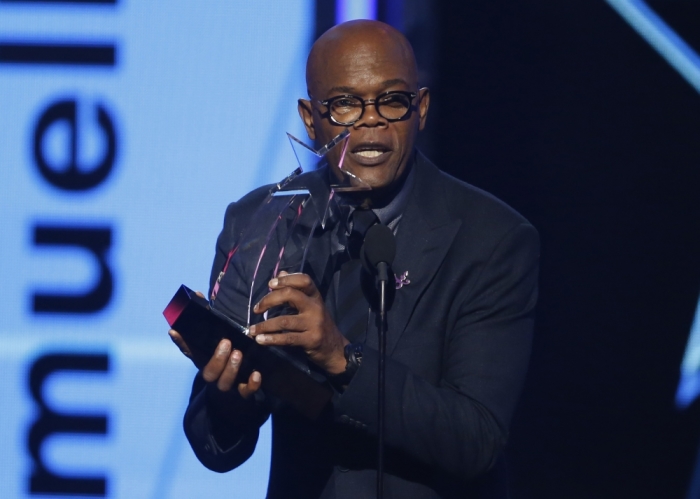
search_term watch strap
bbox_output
[328,343,363,389]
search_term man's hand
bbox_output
[168,292,261,399]
[249,272,349,374]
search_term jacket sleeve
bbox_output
[183,198,272,473]
[333,222,539,480]
[184,373,270,472]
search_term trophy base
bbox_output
[164,285,333,419]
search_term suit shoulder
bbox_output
[425,168,540,273]
[223,183,272,219]
[434,168,533,231]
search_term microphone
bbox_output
[361,223,396,283]
[359,223,395,499]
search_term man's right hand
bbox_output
[169,330,262,399]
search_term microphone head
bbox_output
[362,224,396,271]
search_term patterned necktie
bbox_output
[335,209,378,342]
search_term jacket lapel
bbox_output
[386,153,461,355]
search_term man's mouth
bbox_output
[356,150,384,158]
[350,144,392,165]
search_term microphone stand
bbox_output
[376,261,389,499]
[360,223,395,499]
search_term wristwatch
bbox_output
[328,343,363,389]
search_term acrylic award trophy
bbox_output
[163,129,370,419]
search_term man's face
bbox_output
[298,37,429,194]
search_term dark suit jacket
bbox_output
[184,152,540,498]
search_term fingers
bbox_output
[252,330,303,347]
[254,286,307,315]
[271,273,319,298]
[169,329,209,368]
[249,303,323,347]
[201,339,232,383]
[213,353,262,399]
[168,329,192,358]
[238,370,261,399]
[250,313,305,336]
[254,273,320,316]
[216,348,242,391]
[248,273,328,349]
[245,272,346,372]
[200,341,261,397]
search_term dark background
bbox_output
[320,1,700,497]
[433,2,700,498]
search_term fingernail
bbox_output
[248,325,256,335]
[269,278,278,287]
[231,350,241,365]
[252,371,261,383]
[256,334,267,344]
[218,341,230,355]
[253,302,260,312]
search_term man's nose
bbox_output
[354,102,386,128]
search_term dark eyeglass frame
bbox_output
[314,89,422,126]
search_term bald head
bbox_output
[306,20,418,98]
[297,20,429,195]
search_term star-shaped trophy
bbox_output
[164,130,371,419]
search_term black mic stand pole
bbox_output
[377,261,389,499]
[361,223,395,499]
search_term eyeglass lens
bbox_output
[330,93,412,124]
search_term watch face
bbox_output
[353,344,363,365]
[345,343,363,368]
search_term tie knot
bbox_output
[350,209,378,238]
[347,208,378,259]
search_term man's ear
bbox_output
[417,87,430,132]
[297,99,316,140]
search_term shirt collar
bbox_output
[372,159,415,227]
[327,153,416,226]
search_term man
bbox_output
[170,19,539,499]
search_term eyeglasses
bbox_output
[314,89,421,126]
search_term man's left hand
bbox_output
[249,272,349,375]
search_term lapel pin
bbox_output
[395,271,411,290]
